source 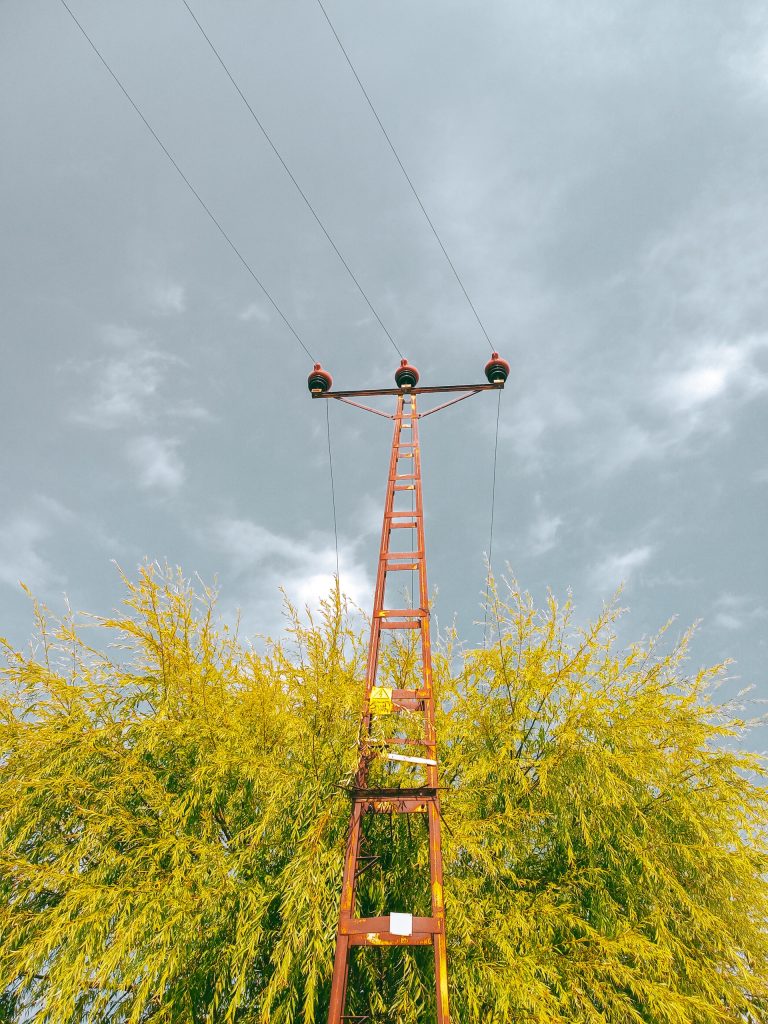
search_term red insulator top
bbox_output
[307,363,333,393]
[394,358,420,388]
[484,352,510,384]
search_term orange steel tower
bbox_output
[309,355,509,1024]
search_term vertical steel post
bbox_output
[327,393,450,1024]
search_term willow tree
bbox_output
[0,565,766,1024]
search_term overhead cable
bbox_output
[314,0,495,354]
[181,0,403,360]
[325,401,341,585]
[483,387,502,646]
[57,0,314,362]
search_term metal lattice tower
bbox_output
[309,356,508,1024]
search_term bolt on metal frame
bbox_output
[312,379,502,1024]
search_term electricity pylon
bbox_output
[309,355,508,1024]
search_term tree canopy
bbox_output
[1,565,766,1023]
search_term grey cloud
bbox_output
[150,282,187,316]
[202,515,371,638]
[126,435,185,492]
[70,326,180,429]
[712,593,768,633]
[0,498,71,593]
[527,495,564,557]
[1,0,765,749]
[656,336,768,415]
[591,545,654,593]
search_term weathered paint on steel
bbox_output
[326,392,451,1024]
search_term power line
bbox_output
[325,401,340,584]
[314,0,495,354]
[181,0,403,360]
[57,0,315,363]
[483,387,502,645]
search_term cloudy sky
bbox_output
[1,1,766,744]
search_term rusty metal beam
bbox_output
[313,382,503,398]
[349,785,438,798]
[357,797,429,814]
[348,933,433,948]
[342,915,441,936]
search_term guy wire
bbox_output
[326,400,341,587]
[483,387,502,646]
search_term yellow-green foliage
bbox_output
[0,566,766,1024]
